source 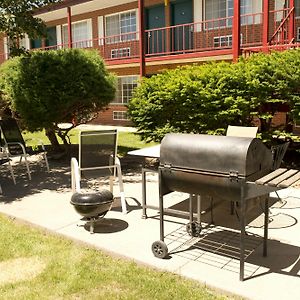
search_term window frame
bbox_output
[111,75,139,105]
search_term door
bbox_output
[146,5,166,55]
[46,27,57,48]
[171,0,193,52]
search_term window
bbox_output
[297,27,300,41]
[105,10,137,43]
[213,35,232,47]
[205,0,233,28]
[113,111,129,120]
[112,76,138,105]
[111,48,131,58]
[62,20,92,48]
[240,0,253,25]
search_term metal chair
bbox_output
[226,125,258,214]
[0,150,16,194]
[0,118,49,180]
[271,141,290,170]
[78,129,127,214]
[226,125,258,138]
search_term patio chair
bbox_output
[0,149,16,194]
[78,129,127,214]
[271,141,290,170]
[226,125,258,138]
[0,118,49,180]
[226,125,258,214]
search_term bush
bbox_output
[128,49,300,143]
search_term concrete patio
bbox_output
[0,146,300,300]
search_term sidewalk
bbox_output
[0,156,300,300]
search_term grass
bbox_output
[0,215,235,300]
[22,129,157,156]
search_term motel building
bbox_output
[0,0,299,126]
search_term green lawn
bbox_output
[0,215,235,300]
[22,129,157,156]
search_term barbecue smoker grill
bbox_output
[151,133,297,281]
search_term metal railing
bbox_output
[0,10,297,64]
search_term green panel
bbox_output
[46,27,57,47]
[171,0,193,52]
[31,38,42,49]
[146,5,166,54]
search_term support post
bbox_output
[289,0,295,43]
[232,0,241,62]
[67,6,73,48]
[262,0,269,52]
[138,0,145,77]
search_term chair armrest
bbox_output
[26,138,47,151]
[5,142,27,155]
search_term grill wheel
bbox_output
[151,241,168,259]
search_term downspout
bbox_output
[138,0,145,77]
[232,0,241,62]
[67,6,73,48]
[288,0,295,43]
[262,0,269,52]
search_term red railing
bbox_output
[0,11,298,64]
[268,7,295,48]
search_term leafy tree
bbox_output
[0,48,116,150]
[0,0,61,56]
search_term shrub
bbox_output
[128,49,300,143]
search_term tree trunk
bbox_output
[45,128,62,152]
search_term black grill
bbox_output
[152,133,298,281]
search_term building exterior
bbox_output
[0,0,299,126]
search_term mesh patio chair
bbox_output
[78,130,127,214]
[226,125,258,138]
[0,118,49,180]
[271,141,290,170]
[226,125,258,214]
[0,150,16,194]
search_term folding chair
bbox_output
[226,125,258,138]
[226,125,258,214]
[0,147,16,194]
[0,118,49,180]
[78,130,127,214]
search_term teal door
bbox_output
[146,5,165,54]
[171,0,193,52]
[46,27,57,48]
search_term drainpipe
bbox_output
[67,6,73,48]
[138,0,145,77]
[289,0,295,43]
[232,0,241,62]
[262,0,269,52]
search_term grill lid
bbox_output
[160,133,273,179]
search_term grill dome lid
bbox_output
[160,133,273,179]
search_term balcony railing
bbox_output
[0,10,297,65]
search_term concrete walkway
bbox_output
[0,151,300,299]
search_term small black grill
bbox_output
[152,133,298,281]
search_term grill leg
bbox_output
[159,170,165,242]
[189,194,194,223]
[263,195,269,257]
[240,187,246,281]
[197,195,201,224]
[142,168,147,219]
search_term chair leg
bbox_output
[8,161,16,185]
[115,160,127,214]
[44,153,50,172]
[23,155,31,180]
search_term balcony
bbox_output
[0,9,297,67]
